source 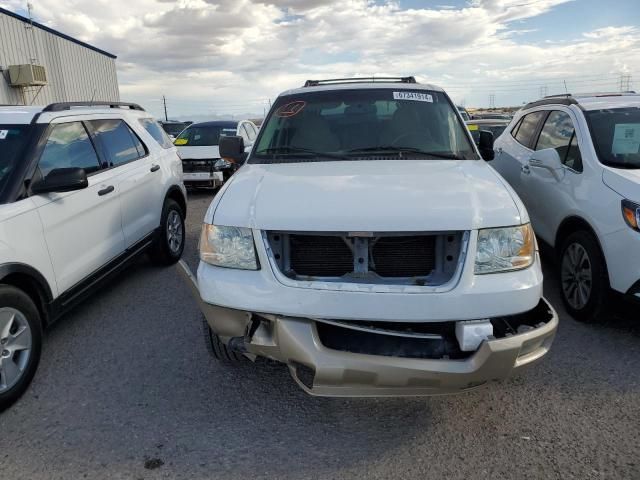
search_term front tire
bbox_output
[559,231,609,323]
[202,317,246,364]
[150,199,185,265]
[0,285,42,411]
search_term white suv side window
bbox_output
[89,119,147,168]
[535,111,583,172]
[38,122,102,176]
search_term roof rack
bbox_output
[42,101,145,112]
[525,91,639,110]
[304,77,416,87]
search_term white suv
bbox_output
[492,93,640,322]
[0,102,187,410]
[179,77,558,397]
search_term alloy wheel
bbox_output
[0,307,33,393]
[561,242,593,310]
[166,210,183,254]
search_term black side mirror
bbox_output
[31,167,88,194]
[219,135,245,164]
[478,130,495,161]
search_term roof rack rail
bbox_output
[304,76,416,87]
[42,101,145,112]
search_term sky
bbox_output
[1,0,639,120]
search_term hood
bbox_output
[177,145,220,160]
[210,160,523,231]
[602,168,640,202]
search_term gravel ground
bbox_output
[1,190,638,480]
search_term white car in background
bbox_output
[174,120,258,187]
[492,92,640,322]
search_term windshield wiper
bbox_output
[346,146,462,160]
[255,146,347,159]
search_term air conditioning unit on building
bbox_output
[8,64,48,87]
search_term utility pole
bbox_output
[489,94,495,109]
[539,85,548,98]
[619,73,632,92]
[163,95,168,121]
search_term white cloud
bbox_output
[0,0,638,116]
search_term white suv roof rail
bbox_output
[42,101,145,112]
[303,76,417,87]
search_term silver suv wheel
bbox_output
[0,307,33,393]
[561,242,593,310]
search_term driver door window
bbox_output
[535,111,583,172]
[38,122,101,176]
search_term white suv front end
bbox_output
[180,78,557,396]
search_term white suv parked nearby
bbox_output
[180,77,558,397]
[492,93,640,322]
[0,102,187,410]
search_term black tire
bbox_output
[149,199,185,265]
[202,317,246,364]
[0,285,43,412]
[558,230,609,323]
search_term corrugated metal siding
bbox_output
[0,11,119,105]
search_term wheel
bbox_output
[202,317,246,364]
[0,285,43,411]
[559,230,609,322]
[149,199,185,265]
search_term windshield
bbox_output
[0,125,31,193]
[252,88,478,163]
[174,125,237,146]
[586,107,640,169]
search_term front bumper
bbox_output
[178,261,558,397]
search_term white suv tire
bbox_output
[559,230,610,323]
[0,285,43,411]
[149,199,185,265]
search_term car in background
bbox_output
[473,113,512,120]
[0,102,187,410]
[160,120,191,139]
[457,105,471,121]
[492,92,640,322]
[466,119,510,146]
[179,76,557,397]
[174,120,258,188]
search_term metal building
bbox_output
[0,7,119,105]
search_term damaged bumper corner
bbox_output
[177,260,558,397]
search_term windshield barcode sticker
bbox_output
[393,92,433,102]
[0,130,7,140]
[612,123,640,154]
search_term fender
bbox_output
[0,263,54,303]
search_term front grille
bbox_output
[182,159,213,173]
[267,231,465,286]
[290,235,353,277]
[371,236,435,277]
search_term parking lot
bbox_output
[0,191,636,480]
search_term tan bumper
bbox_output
[177,260,558,397]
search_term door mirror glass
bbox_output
[478,130,494,161]
[31,167,88,194]
[219,135,246,163]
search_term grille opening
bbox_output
[267,231,465,286]
[371,236,435,277]
[289,235,353,277]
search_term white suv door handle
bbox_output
[150,164,160,173]
[98,185,115,196]
[521,165,531,175]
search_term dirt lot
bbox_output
[1,191,638,480]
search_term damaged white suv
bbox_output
[179,77,558,396]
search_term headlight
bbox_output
[214,159,231,170]
[475,224,535,274]
[622,199,640,232]
[199,224,259,270]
